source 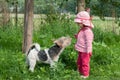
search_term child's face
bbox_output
[77,23,83,28]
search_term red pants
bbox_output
[77,52,92,76]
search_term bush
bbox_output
[93,27,120,45]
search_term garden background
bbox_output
[0,0,120,80]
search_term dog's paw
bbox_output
[29,68,34,72]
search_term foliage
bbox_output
[0,19,120,80]
[4,0,120,26]
[0,26,22,50]
[6,0,76,14]
[91,0,120,16]
[93,26,120,45]
[90,0,120,27]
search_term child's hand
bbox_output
[74,34,77,39]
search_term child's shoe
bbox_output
[81,75,89,79]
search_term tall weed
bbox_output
[0,26,22,51]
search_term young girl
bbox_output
[74,11,94,78]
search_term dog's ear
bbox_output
[54,39,63,47]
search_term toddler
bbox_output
[74,11,94,78]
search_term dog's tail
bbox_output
[26,43,41,55]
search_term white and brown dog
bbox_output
[26,36,71,72]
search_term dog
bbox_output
[26,36,71,72]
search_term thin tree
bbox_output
[77,0,85,13]
[15,1,18,26]
[22,0,33,53]
[0,0,10,26]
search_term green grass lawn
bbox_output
[0,18,120,80]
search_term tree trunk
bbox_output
[1,1,10,26]
[15,1,18,26]
[77,0,85,13]
[112,8,115,33]
[22,0,34,53]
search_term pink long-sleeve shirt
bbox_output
[75,26,94,53]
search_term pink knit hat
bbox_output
[74,11,94,28]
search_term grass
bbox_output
[0,18,120,80]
